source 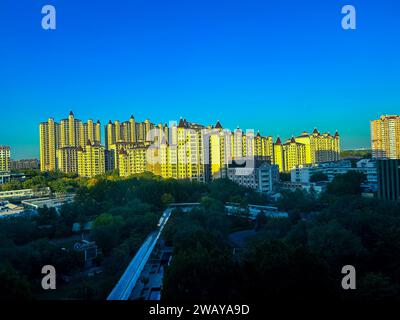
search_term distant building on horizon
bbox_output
[10,158,39,170]
[371,115,400,159]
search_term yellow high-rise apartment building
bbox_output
[273,138,285,172]
[207,124,273,179]
[116,118,330,179]
[294,129,340,165]
[153,119,208,181]
[227,128,273,162]
[209,121,228,179]
[0,146,10,172]
[40,112,341,180]
[371,115,400,159]
[283,137,307,172]
[231,128,244,160]
[118,145,148,177]
[40,117,58,171]
[105,116,156,149]
[274,137,306,172]
[40,112,104,177]
[273,129,340,172]
[56,147,78,174]
[58,111,101,148]
[104,116,162,172]
[77,141,105,178]
[175,119,206,182]
[117,118,208,182]
[254,132,274,159]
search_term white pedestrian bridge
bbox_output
[107,202,287,300]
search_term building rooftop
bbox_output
[0,201,25,218]
[214,120,222,129]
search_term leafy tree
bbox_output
[277,189,318,214]
[93,213,115,227]
[161,193,175,207]
[279,172,291,181]
[0,264,32,300]
[72,281,98,300]
[35,206,58,226]
[1,179,22,191]
[92,224,121,255]
[107,243,131,274]
[2,170,400,302]
[255,213,268,230]
[163,242,238,301]
[48,178,78,193]
[357,273,400,301]
[308,221,365,266]
[22,175,48,190]
[310,172,328,182]
[327,171,366,196]
[241,240,336,301]
[254,218,292,240]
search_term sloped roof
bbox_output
[178,118,186,128]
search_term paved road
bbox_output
[228,229,257,248]
[107,208,172,300]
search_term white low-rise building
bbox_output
[225,202,288,219]
[290,159,377,192]
[356,159,378,191]
[0,172,11,185]
[291,160,353,183]
[279,181,328,194]
[227,158,279,194]
[0,187,51,200]
[0,201,25,218]
[22,194,75,211]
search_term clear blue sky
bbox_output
[0,0,399,159]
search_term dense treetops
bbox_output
[1,171,399,302]
[0,172,266,300]
[162,172,400,302]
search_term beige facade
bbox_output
[294,129,340,165]
[0,146,10,172]
[40,112,103,174]
[56,147,78,174]
[105,116,155,150]
[78,142,105,178]
[371,115,400,159]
